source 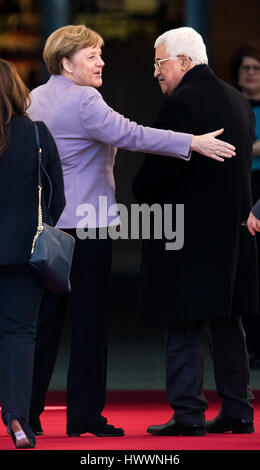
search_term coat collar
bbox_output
[173,64,217,94]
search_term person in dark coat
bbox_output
[230,43,260,369]
[0,59,65,448]
[133,27,258,436]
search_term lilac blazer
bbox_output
[28,75,192,228]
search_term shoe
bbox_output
[206,413,254,434]
[5,414,36,449]
[29,415,44,435]
[67,418,124,437]
[147,417,205,436]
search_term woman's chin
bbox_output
[94,78,103,88]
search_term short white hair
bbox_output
[154,27,208,65]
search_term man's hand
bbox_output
[191,128,236,162]
[246,211,260,236]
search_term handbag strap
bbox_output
[31,122,53,254]
[33,122,53,209]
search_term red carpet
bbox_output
[1,391,260,453]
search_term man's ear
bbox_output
[180,54,192,71]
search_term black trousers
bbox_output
[0,264,43,423]
[165,316,253,425]
[30,229,112,434]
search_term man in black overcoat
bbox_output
[133,27,258,436]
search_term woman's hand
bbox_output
[246,211,260,236]
[191,128,236,162]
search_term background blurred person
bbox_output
[230,43,260,369]
[0,59,65,448]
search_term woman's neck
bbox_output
[243,89,260,101]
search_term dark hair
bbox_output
[230,43,260,87]
[0,59,31,155]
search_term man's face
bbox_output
[154,43,185,95]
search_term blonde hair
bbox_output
[43,24,104,75]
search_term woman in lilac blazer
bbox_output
[28,25,235,438]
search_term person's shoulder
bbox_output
[33,119,48,131]
[30,82,48,98]
[78,84,102,104]
[219,79,254,110]
[78,86,105,118]
[9,116,42,152]
[11,114,34,131]
[32,120,55,144]
[218,78,241,97]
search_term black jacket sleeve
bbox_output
[252,199,260,220]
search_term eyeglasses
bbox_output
[240,65,260,73]
[154,55,192,71]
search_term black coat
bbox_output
[0,115,66,265]
[252,198,260,219]
[133,65,258,325]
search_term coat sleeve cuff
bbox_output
[180,134,193,161]
[252,199,260,220]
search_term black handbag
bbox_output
[29,122,75,294]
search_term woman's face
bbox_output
[63,45,104,88]
[238,56,260,97]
